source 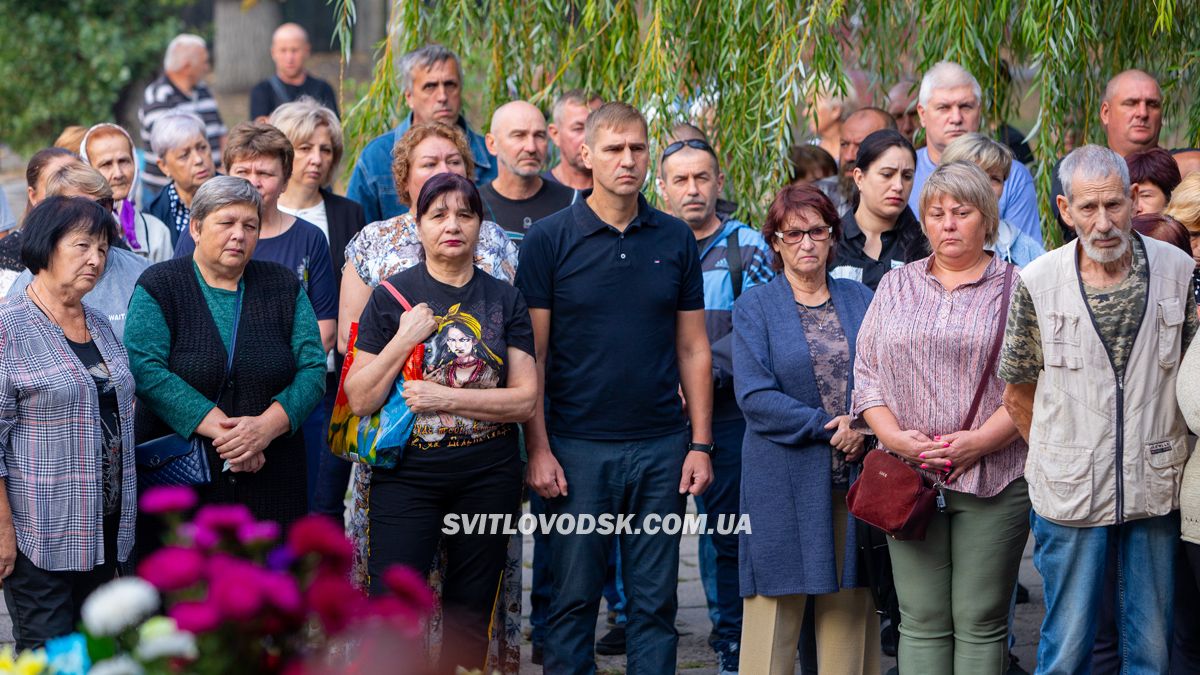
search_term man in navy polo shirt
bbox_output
[517,102,714,675]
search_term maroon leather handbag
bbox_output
[847,263,1015,540]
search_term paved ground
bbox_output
[516,497,1045,674]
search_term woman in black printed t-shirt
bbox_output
[344,173,537,674]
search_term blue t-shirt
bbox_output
[515,193,705,440]
[173,217,337,321]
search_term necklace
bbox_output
[795,299,833,332]
[29,282,62,327]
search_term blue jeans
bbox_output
[544,431,688,675]
[1032,511,1178,675]
[692,418,745,659]
[530,497,627,650]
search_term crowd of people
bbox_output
[0,22,1197,675]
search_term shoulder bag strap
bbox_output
[268,75,291,106]
[962,263,1015,428]
[379,279,414,312]
[213,286,243,404]
[726,230,743,300]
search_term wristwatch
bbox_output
[687,442,716,456]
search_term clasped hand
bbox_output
[824,415,868,462]
[888,429,987,482]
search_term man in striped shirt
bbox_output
[137,34,226,200]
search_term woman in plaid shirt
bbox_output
[0,197,136,649]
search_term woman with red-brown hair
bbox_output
[734,183,879,674]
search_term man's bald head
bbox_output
[1101,69,1163,156]
[271,23,311,82]
[487,101,550,180]
[839,107,896,174]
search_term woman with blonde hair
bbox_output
[855,161,1028,674]
[269,97,367,519]
[7,162,150,341]
[1165,172,1200,305]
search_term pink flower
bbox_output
[193,504,255,532]
[287,515,352,572]
[364,597,424,637]
[140,486,198,515]
[179,523,220,550]
[137,546,207,592]
[382,565,435,616]
[306,573,364,634]
[170,600,221,633]
[259,571,302,616]
[210,571,264,621]
[237,521,280,546]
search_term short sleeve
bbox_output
[677,231,705,311]
[515,224,555,309]
[997,279,1044,384]
[505,289,535,358]
[354,284,404,355]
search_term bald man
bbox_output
[250,23,340,120]
[480,101,577,243]
[1052,69,1164,239]
[814,106,897,217]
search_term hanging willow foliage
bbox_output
[332,0,1198,241]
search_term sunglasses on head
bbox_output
[661,138,718,164]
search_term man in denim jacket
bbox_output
[346,44,495,224]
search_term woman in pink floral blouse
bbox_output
[852,161,1029,675]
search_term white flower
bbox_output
[135,632,198,661]
[88,655,144,675]
[81,578,160,637]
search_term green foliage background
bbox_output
[0,0,186,156]
[334,0,1200,244]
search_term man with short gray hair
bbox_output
[909,61,1043,245]
[138,34,226,199]
[346,44,495,223]
[1000,144,1197,675]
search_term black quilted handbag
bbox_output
[134,287,242,489]
[135,434,213,488]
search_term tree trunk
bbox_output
[353,0,387,54]
[212,0,282,92]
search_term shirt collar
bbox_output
[574,191,656,236]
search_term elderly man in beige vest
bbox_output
[1000,144,1197,675]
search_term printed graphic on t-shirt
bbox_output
[410,302,508,450]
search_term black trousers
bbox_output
[3,515,119,650]
[1172,541,1200,674]
[367,450,522,675]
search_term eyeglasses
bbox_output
[774,226,832,244]
[661,138,718,164]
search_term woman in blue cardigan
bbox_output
[733,184,877,674]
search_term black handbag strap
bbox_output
[963,262,1014,429]
[213,287,243,403]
